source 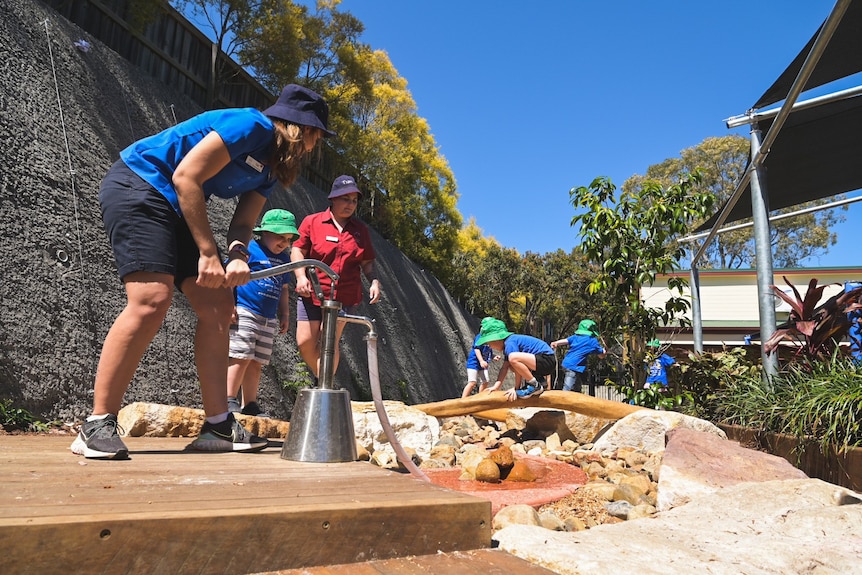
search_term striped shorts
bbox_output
[229,307,279,365]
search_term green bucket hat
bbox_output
[574,319,599,337]
[475,318,513,346]
[254,209,298,237]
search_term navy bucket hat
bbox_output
[263,84,336,137]
[328,175,363,199]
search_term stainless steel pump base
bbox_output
[281,388,358,462]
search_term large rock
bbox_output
[592,409,726,454]
[118,402,290,438]
[504,408,576,442]
[351,400,440,462]
[656,427,808,511]
[494,478,862,575]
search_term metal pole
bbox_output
[750,126,778,378]
[679,193,862,243]
[690,264,703,354]
[318,299,342,390]
[725,84,862,128]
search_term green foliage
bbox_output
[715,353,862,453]
[570,173,714,385]
[450,242,522,325]
[396,379,410,403]
[611,381,692,411]
[325,49,462,284]
[623,135,845,269]
[0,399,36,431]
[676,348,761,420]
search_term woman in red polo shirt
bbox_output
[291,175,381,380]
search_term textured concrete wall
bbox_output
[0,0,477,421]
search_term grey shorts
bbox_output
[296,296,357,321]
[466,368,490,383]
[229,307,279,365]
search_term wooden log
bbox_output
[414,390,645,420]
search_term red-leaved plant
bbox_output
[763,276,862,362]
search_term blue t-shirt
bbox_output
[561,334,605,373]
[502,334,554,359]
[234,239,291,318]
[645,353,676,385]
[466,334,493,369]
[120,108,279,216]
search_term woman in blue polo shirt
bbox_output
[71,85,334,460]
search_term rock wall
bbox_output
[0,0,478,420]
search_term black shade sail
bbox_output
[756,0,862,109]
[696,94,862,231]
[695,0,862,233]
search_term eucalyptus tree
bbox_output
[624,135,844,269]
[172,0,293,107]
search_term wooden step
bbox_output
[0,436,491,574]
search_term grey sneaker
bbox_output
[189,413,268,452]
[227,396,241,413]
[515,382,544,399]
[70,414,129,460]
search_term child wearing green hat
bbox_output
[476,318,556,401]
[227,209,299,417]
[550,319,606,393]
[644,338,675,389]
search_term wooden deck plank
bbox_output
[258,549,558,575]
[0,436,492,574]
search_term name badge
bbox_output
[326,235,339,243]
[245,155,264,172]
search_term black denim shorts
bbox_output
[99,159,198,287]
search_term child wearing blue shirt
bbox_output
[550,319,606,393]
[462,317,500,398]
[644,339,676,389]
[475,318,556,401]
[227,210,298,417]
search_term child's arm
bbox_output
[550,338,568,349]
[474,348,487,369]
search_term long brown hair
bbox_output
[269,120,313,186]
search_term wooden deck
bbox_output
[258,548,558,574]
[0,436,494,575]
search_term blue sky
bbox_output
[333,0,861,269]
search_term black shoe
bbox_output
[241,401,269,418]
[70,414,129,460]
[189,413,268,452]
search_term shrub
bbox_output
[0,399,36,431]
[715,352,862,453]
[676,347,760,420]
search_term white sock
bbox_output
[206,412,230,424]
[87,413,111,422]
